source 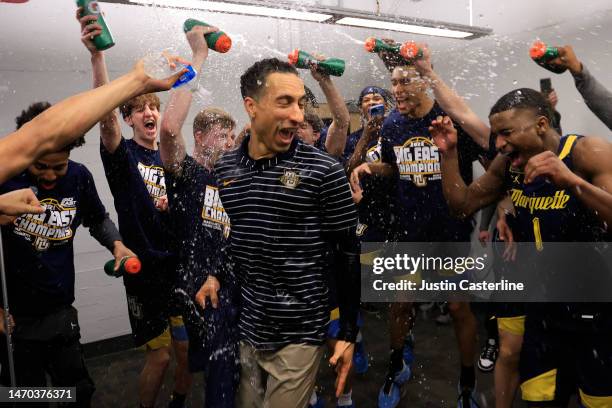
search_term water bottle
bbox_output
[529,41,567,74]
[399,41,424,61]
[364,37,400,54]
[183,19,232,53]
[104,256,141,278]
[76,0,115,51]
[143,51,197,88]
[288,50,345,77]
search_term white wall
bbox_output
[0,1,610,343]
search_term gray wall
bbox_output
[0,1,610,343]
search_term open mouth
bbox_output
[503,149,523,168]
[144,119,156,132]
[277,128,296,145]
[39,180,57,190]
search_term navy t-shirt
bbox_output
[166,155,231,291]
[0,161,107,316]
[381,104,484,241]
[344,128,399,243]
[100,138,174,270]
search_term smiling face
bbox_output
[391,66,428,116]
[125,102,160,146]
[28,151,70,190]
[490,108,549,169]
[360,92,386,118]
[244,72,306,156]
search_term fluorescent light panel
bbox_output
[335,17,473,39]
[122,0,490,38]
[129,0,334,22]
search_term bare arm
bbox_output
[345,116,383,176]
[0,62,183,185]
[431,116,506,218]
[315,76,350,157]
[77,8,122,153]
[160,25,214,174]
[524,136,612,226]
[414,45,490,149]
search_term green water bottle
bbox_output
[76,0,115,51]
[529,41,567,74]
[104,256,141,278]
[288,50,345,77]
[364,37,400,54]
[183,19,232,53]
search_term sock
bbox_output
[168,391,186,408]
[485,315,499,342]
[383,348,404,393]
[309,390,318,406]
[337,390,353,407]
[459,364,476,390]
[390,348,404,373]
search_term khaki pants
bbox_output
[237,342,324,408]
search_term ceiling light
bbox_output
[335,17,474,39]
[128,0,334,23]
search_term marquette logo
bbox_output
[356,223,368,237]
[510,189,571,214]
[365,141,382,163]
[13,197,77,251]
[393,136,441,187]
[202,185,231,238]
[137,162,166,201]
[280,170,300,189]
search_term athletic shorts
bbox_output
[520,316,612,406]
[144,316,189,350]
[123,259,176,347]
[327,308,363,339]
[495,303,526,336]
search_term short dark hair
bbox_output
[240,58,299,100]
[303,111,323,133]
[490,88,553,123]
[16,101,85,151]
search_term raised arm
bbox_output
[0,63,183,185]
[77,7,122,153]
[309,67,350,157]
[545,45,612,130]
[431,116,506,218]
[345,116,383,176]
[160,25,214,174]
[414,45,490,149]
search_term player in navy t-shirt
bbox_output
[77,15,191,407]
[160,25,239,408]
[350,62,485,407]
[0,102,136,406]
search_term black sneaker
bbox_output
[477,338,498,373]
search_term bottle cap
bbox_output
[124,257,141,274]
[400,41,419,59]
[530,40,547,59]
[172,65,197,88]
[364,37,377,52]
[214,34,232,53]
[288,49,300,65]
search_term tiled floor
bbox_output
[86,304,576,407]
